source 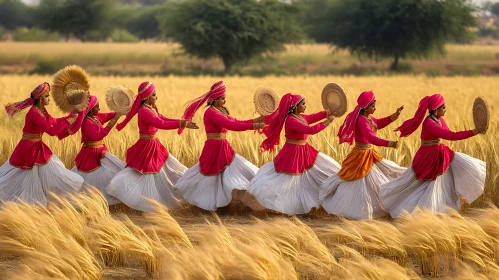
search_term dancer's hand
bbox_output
[390,105,404,120]
[473,127,485,135]
[388,141,399,149]
[253,122,265,129]
[186,122,199,129]
[253,115,266,123]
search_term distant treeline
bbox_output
[0,0,497,72]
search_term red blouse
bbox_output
[74,112,116,172]
[199,107,254,175]
[126,105,183,174]
[274,111,327,174]
[10,107,72,169]
[412,117,474,180]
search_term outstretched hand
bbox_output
[186,122,199,129]
[391,105,404,120]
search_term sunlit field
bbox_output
[0,74,497,279]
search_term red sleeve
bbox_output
[142,109,181,130]
[30,111,69,136]
[97,112,117,124]
[82,119,111,141]
[287,116,326,135]
[207,109,254,131]
[426,118,474,141]
[357,117,389,147]
[158,113,178,122]
[301,111,327,124]
[228,116,254,125]
[371,116,393,130]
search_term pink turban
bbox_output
[260,93,303,152]
[337,91,376,145]
[395,94,445,137]
[116,81,156,131]
[5,82,51,117]
[178,80,227,134]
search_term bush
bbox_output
[111,28,139,43]
[13,27,61,42]
[30,58,65,75]
[0,26,8,41]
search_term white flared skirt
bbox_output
[247,153,341,215]
[379,152,486,218]
[319,159,406,220]
[72,153,125,205]
[106,155,187,212]
[0,154,84,207]
[174,154,263,211]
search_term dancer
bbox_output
[0,82,84,206]
[319,90,406,220]
[247,93,340,215]
[174,81,265,211]
[380,94,486,218]
[107,81,198,212]
[70,95,124,205]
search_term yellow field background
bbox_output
[0,74,498,279]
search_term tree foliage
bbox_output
[303,0,476,70]
[0,0,34,30]
[160,0,305,72]
[37,0,117,41]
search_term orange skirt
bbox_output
[338,147,382,181]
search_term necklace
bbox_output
[212,106,228,117]
[291,113,307,124]
[143,104,157,115]
[33,106,46,117]
[430,114,441,126]
[86,116,100,125]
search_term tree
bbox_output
[491,2,499,17]
[160,0,305,72]
[0,0,34,30]
[304,0,476,70]
[37,0,117,41]
[126,6,163,39]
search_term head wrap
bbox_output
[177,80,227,134]
[260,93,303,152]
[5,82,50,117]
[116,81,156,131]
[395,94,445,137]
[337,91,376,145]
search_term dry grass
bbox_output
[2,192,499,279]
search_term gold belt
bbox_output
[355,142,372,149]
[21,133,43,141]
[139,133,157,140]
[83,141,104,148]
[421,139,441,146]
[206,133,227,140]
[286,138,307,145]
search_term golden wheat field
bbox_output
[0,74,497,279]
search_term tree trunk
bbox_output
[222,56,234,73]
[390,55,399,71]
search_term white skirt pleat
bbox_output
[174,154,263,211]
[0,154,84,207]
[247,153,341,215]
[72,153,125,205]
[379,152,486,218]
[106,155,187,212]
[319,159,406,220]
